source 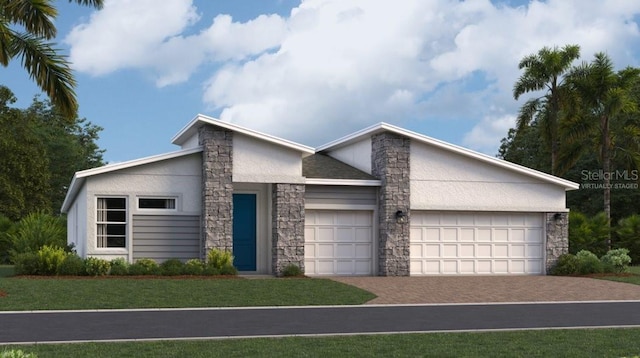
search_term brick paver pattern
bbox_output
[330,276,640,304]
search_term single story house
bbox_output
[61,114,579,276]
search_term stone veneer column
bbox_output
[372,132,411,276]
[199,125,233,259]
[545,212,569,273]
[272,183,305,276]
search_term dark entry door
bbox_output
[232,194,257,271]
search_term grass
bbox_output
[3,328,640,357]
[0,265,13,278]
[597,265,640,285]
[0,276,375,310]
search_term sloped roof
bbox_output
[303,154,377,180]
[60,147,203,213]
[172,114,315,154]
[317,122,579,190]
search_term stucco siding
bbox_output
[82,154,202,259]
[325,138,372,174]
[233,133,305,183]
[305,185,377,207]
[410,141,568,211]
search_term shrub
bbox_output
[129,258,160,275]
[600,248,632,273]
[0,215,14,264]
[206,249,234,271]
[8,212,67,260]
[219,263,238,276]
[575,250,603,275]
[58,254,85,276]
[13,252,39,275]
[109,258,129,276]
[616,215,640,263]
[84,257,111,276]
[550,254,578,275]
[282,263,304,277]
[0,350,38,358]
[569,211,609,257]
[160,259,185,276]
[183,259,205,275]
[36,245,67,275]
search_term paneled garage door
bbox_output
[410,212,544,275]
[304,210,373,276]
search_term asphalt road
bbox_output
[2,302,640,344]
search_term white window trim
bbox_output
[136,196,179,212]
[96,196,128,250]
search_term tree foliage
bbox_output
[0,86,104,220]
[0,0,104,118]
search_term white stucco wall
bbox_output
[178,133,200,149]
[410,142,568,211]
[233,133,305,183]
[81,153,202,261]
[325,138,372,174]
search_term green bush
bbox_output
[569,211,609,257]
[160,259,185,276]
[129,258,160,275]
[183,259,205,275]
[0,215,14,264]
[575,250,603,275]
[13,252,39,275]
[36,245,67,275]
[282,263,304,277]
[84,257,110,276]
[219,263,238,275]
[109,258,129,276]
[58,254,85,276]
[0,349,37,358]
[550,254,578,275]
[600,248,632,273]
[206,249,234,271]
[9,212,67,261]
[616,215,640,263]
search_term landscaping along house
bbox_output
[61,114,579,276]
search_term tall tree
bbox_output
[513,44,581,174]
[0,0,104,118]
[562,53,640,247]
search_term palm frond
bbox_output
[11,31,77,118]
[3,0,57,39]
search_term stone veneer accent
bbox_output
[199,125,233,259]
[372,132,411,276]
[545,212,569,273]
[272,183,305,276]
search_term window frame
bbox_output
[136,196,178,212]
[96,196,128,249]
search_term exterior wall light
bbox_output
[395,210,407,223]
[553,213,562,220]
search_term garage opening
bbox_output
[304,210,374,276]
[410,211,544,275]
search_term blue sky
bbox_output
[3,0,640,163]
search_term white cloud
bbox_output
[65,0,640,151]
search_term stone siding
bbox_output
[545,212,569,273]
[199,125,233,258]
[272,183,305,276]
[372,132,411,276]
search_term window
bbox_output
[97,197,127,248]
[138,198,176,210]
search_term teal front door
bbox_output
[233,194,257,271]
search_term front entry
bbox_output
[233,194,257,271]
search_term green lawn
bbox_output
[3,328,640,357]
[0,276,375,310]
[0,265,13,278]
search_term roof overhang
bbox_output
[317,122,580,191]
[60,147,203,213]
[172,114,315,154]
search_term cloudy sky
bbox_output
[3,0,640,162]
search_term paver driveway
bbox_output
[331,276,640,304]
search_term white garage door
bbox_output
[410,212,544,275]
[304,210,373,276]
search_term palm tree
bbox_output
[513,44,581,175]
[562,53,640,247]
[0,0,103,118]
